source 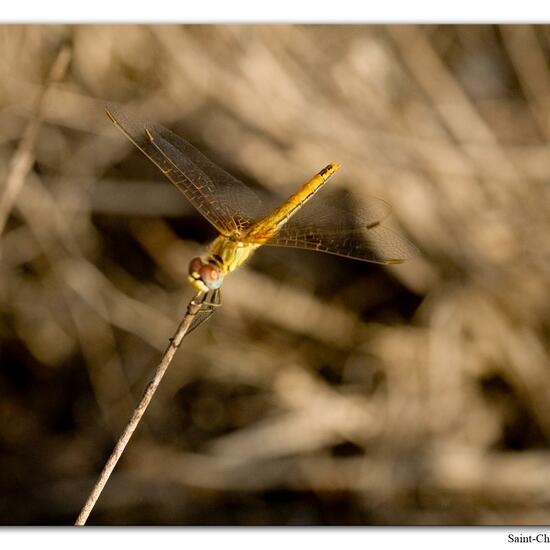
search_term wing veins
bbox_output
[145,128,237,235]
[264,224,417,264]
[107,109,239,236]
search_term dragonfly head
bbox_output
[188,257,224,293]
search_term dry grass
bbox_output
[0,24,549,525]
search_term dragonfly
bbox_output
[106,108,416,331]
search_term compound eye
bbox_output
[199,264,222,289]
[188,257,203,277]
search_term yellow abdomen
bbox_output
[243,162,341,243]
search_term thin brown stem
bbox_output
[74,292,206,526]
[0,45,71,237]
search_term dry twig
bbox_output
[74,292,207,526]
[0,46,71,237]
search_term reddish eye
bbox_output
[199,264,223,289]
[189,257,203,277]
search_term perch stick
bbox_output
[74,293,205,526]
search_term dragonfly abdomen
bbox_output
[244,162,341,243]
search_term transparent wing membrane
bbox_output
[265,224,417,264]
[106,107,263,236]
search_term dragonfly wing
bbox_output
[261,192,417,264]
[266,225,417,264]
[107,107,264,236]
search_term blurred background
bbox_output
[0,24,549,525]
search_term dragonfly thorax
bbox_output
[210,235,260,274]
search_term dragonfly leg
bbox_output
[190,292,207,307]
[185,288,222,335]
[202,298,222,308]
[193,288,222,308]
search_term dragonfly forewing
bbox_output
[106,107,264,237]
